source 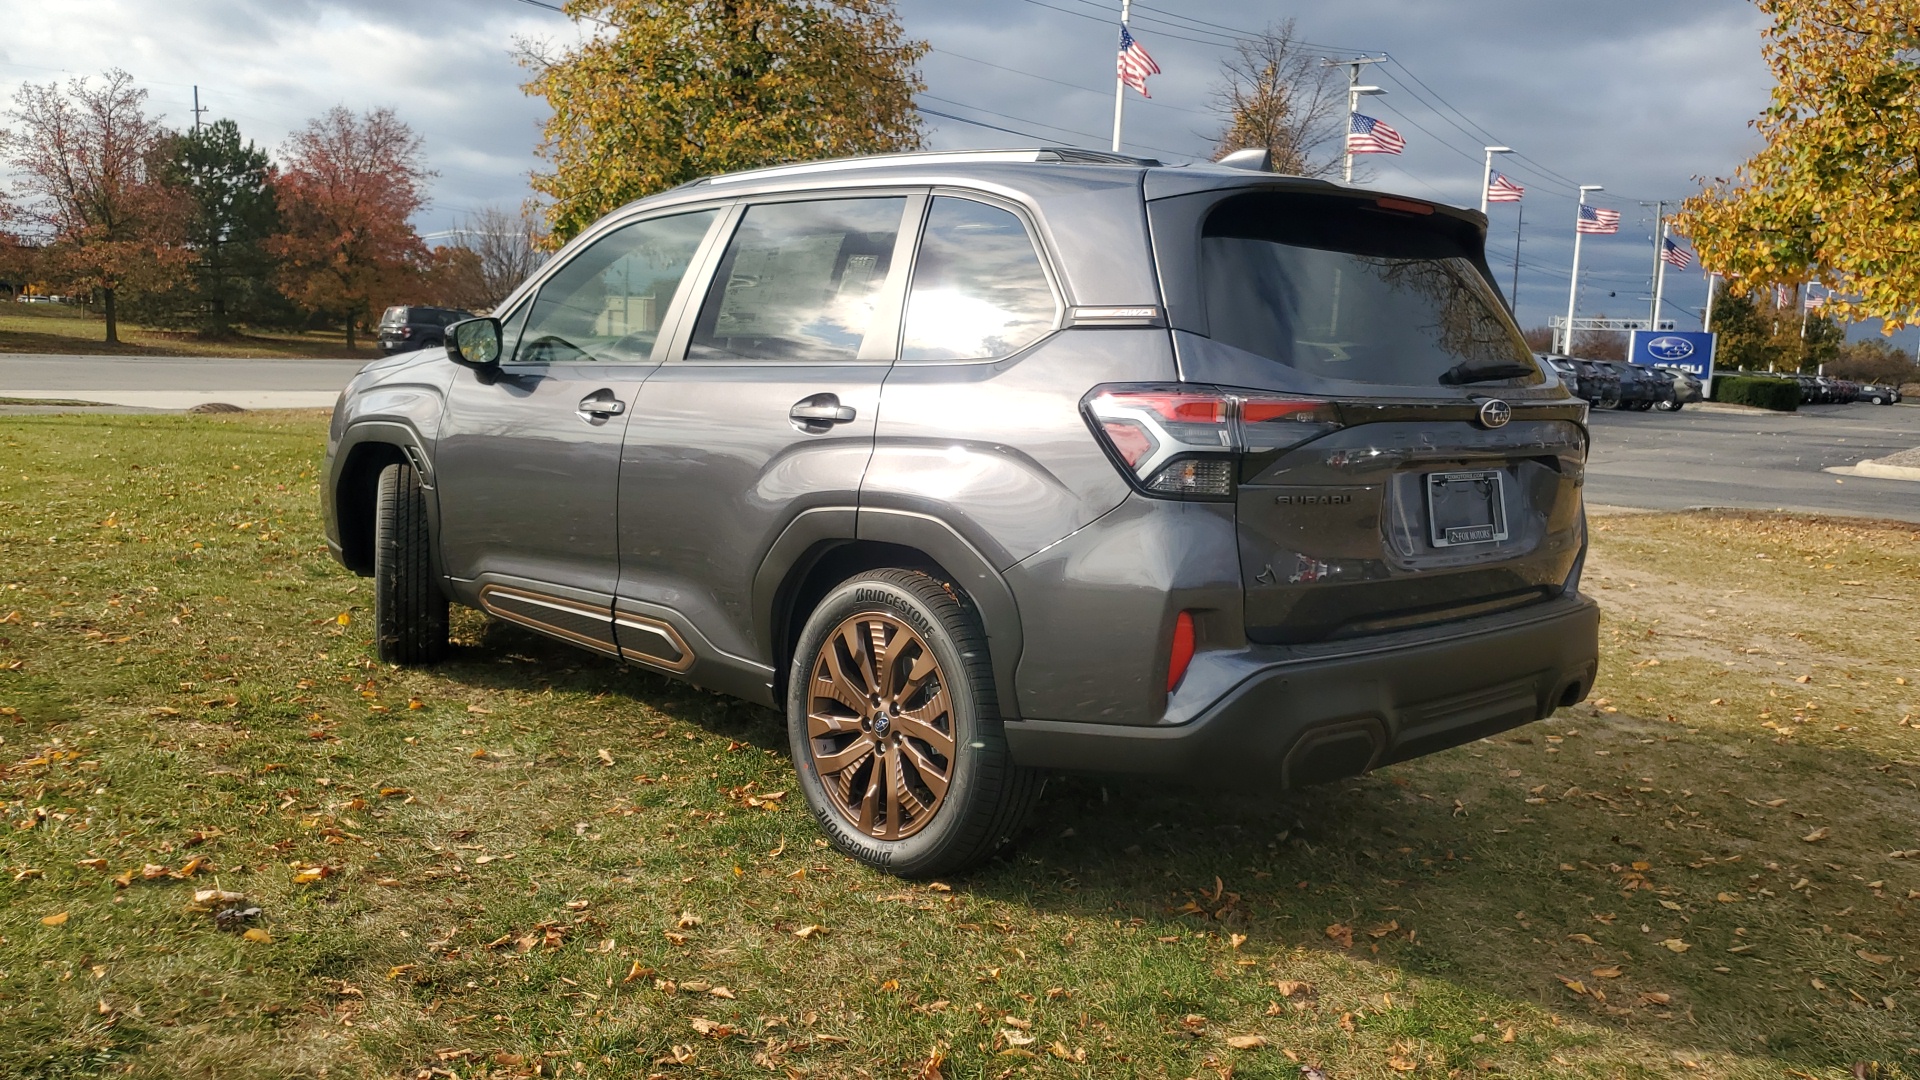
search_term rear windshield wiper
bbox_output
[1438,360,1536,385]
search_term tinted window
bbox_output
[515,209,718,363]
[1201,194,1539,387]
[901,198,1056,361]
[689,198,904,362]
[380,306,406,326]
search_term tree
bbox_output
[444,203,548,309]
[132,119,286,335]
[1209,20,1345,177]
[520,0,927,242]
[270,107,430,349]
[1673,1,1920,328]
[3,69,187,343]
[1830,337,1919,385]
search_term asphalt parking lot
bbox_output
[1585,402,1920,522]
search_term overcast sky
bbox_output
[6,0,1871,343]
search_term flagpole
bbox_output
[1703,271,1717,333]
[1645,201,1665,331]
[1479,146,1510,215]
[1111,0,1130,153]
[1562,185,1602,354]
[1651,220,1670,331]
[1510,203,1523,317]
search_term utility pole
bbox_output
[1325,56,1387,184]
[1643,200,1665,331]
[1479,146,1511,215]
[1510,203,1523,318]
[1651,219,1672,332]
[192,85,208,134]
[1561,185,1604,355]
[1110,0,1131,153]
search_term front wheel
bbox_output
[373,462,449,665]
[787,569,1042,878]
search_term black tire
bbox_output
[787,569,1042,879]
[373,462,449,665]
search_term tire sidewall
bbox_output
[786,575,990,877]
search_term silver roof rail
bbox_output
[700,147,1160,185]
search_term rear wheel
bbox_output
[787,569,1041,878]
[373,462,449,665]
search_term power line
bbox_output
[928,46,1213,118]
[917,93,1192,158]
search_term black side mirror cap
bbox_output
[447,317,504,368]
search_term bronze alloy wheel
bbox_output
[805,611,956,840]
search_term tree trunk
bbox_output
[345,312,356,351]
[103,288,119,345]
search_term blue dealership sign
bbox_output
[1629,329,1715,380]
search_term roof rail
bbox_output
[700,147,1161,185]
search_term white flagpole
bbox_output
[1562,185,1602,354]
[1110,0,1130,153]
[1703,271,1717,333]
[1651,220,1671,331]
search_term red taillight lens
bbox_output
[1167,610,1196,692]
[1084,385,1340,499]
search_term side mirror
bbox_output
[447,317,503,367]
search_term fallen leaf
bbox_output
[1859,951,1894,965]
[1716,893,1741,903]
[1661,938,1690,953]
[40,911,69,926]
[1046,1041,1084,1063]
[1567,933,1600,946]
[1640,991,1672,1006]
[1803,828,1830,843]
[1659,900,1683,911]
[689,1017,734,1039]
[193,888,246,905]
[1388,1056,1417,1072]
[677,911,701,929]
[1558,976,1589,996]
[708,986,735,999]
[1275,980,1315,998]
[1592,965,1625,979]
[336,612,351,626]
[75,858,108,871]
[1367,920,1400,939]
[1324,923,1354,949]
[793,924,829,939]
[242,928,273,943]
[1225,1034,1268,1050]
[597,748,615,766]
[1000,1029,1035,1047]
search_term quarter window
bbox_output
[689,197,906,362]
[901,197,1056,361]
[513,209,718,364]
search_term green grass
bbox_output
[0,302,379,358]
[3,412,1920,1079]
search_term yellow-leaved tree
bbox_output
[1674,1,1920,327]
[521,0,927,243]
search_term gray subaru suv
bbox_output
[324,148,1599,878]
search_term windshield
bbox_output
[1201,193,1540,388]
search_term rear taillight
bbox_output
[1084,384,1340,498]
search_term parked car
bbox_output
[1594,359,1659,410]
[1541,353,1617,409]
[1862,383,1903,405]
[376,305,474,355]
[324,148,1599,877]
[1653,367,1703,410]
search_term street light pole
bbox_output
[1561,184,1604,355]
[1479,146,1511,215]
[1643,200,1665,331]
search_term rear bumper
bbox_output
[1002,594,1599,785]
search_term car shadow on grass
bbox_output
[438,618,1915,1073]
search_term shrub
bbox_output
[1713,375,1800,411]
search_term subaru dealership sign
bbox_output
[1629,330,1715,381]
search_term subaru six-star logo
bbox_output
[1646,335,1696,360]
[1477,399,1512,428]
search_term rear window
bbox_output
[1201,194,1540,387]
[380,306,407,326]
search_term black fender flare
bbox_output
[753,507,1025,720]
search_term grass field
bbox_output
[0,302,377,358]
[3,412,1920,1079]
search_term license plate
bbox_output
[1426,469,1508,547]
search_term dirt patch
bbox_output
[1870,445,1920,469]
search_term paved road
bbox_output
[0,353,367,410]
[1586,402,1920,522]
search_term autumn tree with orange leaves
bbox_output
[2,69,189,343]
[270,107,431,348]
[519,0,927,243]
[1675,1,1920,328]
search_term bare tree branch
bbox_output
[1208,21,1345,179]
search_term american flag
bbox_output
[1806,291,1827,310]
[1661,237,1693,269]
[1486,172,1525,203]
[1117,26,1160,97]
[1347,113,1405,155]
[1774,283,1792,307]
[1577,204,1621,234]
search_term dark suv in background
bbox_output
[377,305,474,355]
[324,149,1599,877]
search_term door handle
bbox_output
[789,394,857,430]
[578,392,625,418]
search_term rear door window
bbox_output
[688,197,906,362]
[901,197,1057,361]
[1201,193,1539,387]
[514,209,719,364]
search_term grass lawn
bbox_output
[0,302,379,359]
[3,413,1920,1079]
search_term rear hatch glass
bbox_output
[1201,193,1541,388]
